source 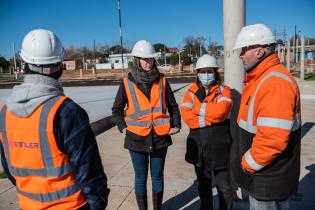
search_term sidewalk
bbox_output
[1,81,315,210]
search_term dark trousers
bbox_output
[194,166,233,210]
[129,148,167,196]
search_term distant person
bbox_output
[0,29,109,210]
[181,55,233,210]
[112,40,181,210]
[231,23,301,210]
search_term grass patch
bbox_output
[292,72,315,80]
[0,172,7,179]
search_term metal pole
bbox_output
[164,45,167,65]
[118,0,124,76]
[13,43,17,74]
[300,35,305,81]
[286,40,291,71]
[295,36,299,63]
[277,44,281,59]
[293,25,296,63]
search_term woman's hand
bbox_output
[168,127,180,135]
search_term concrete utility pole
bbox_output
[223,0,245,93]
[300,35,305,81]
[223,0,246,199]
[286,40,291,71]
[280,44,285,63]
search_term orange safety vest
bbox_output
[123,77,170,136]
[0,96,86,210]
[181,83,232,129]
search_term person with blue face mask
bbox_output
[181,55,234,210]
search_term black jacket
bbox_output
[112,73,181,153]
[184,85,232,170]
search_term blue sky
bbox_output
[0,0,314,59]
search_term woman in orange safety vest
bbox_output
[181,55,233,210]
[112,40,181,210]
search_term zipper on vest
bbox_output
[246,96,251,105]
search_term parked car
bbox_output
[158,64,174,72]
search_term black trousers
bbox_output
[194,166,233,210]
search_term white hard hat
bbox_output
[131,40,157,58]
[196,55,218,70]
[19,29,66,65]
[233,24,276,50]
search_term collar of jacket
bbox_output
[190,82,220,102]
[244,53,280,84]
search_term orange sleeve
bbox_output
[242,78,299,173]
[181,89,201,129]
[201,86,232,123]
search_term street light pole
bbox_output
[118,0,124,76]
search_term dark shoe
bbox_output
[153,191,163,210]
[136,194,148,210]
[199,194,213,210]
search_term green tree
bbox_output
[153,43,168,53]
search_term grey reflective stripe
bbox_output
[245,150,264,171]
[256,117,294,130]
[199,103,206,128]
[17,182,81,203]
[39,96,62,168]
[241,71,296,134]
[219,85,224,94]
[0,106,11,166]
[126,120,151,127]
[127,79,142,114]
[181,102,193,109]
[153,118,170,126]
[238,119,257,134]
[127,109,151,118]
[9,164,73,177]
[217,97,232,103]
[189,91,195,104]
[152,107,166,113]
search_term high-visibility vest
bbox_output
[235,54,301,200]
[181,83,232,129]
[0,96,86,210]
[123,77,170,136]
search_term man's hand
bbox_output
[168,127,180,135]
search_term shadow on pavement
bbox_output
[291,164,315,209]
[162,180,199,210]
[301,122,315,139]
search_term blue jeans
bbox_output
[129,148,167,196]
[249,195,290,210]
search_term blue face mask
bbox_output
[198,73,215,86]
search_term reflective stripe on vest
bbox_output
[125,78,169,128]
[244,150,264,171]
[17,182,81,203]
[180,91,195,109]
[238,71,300,134]
[0,96,81,202]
